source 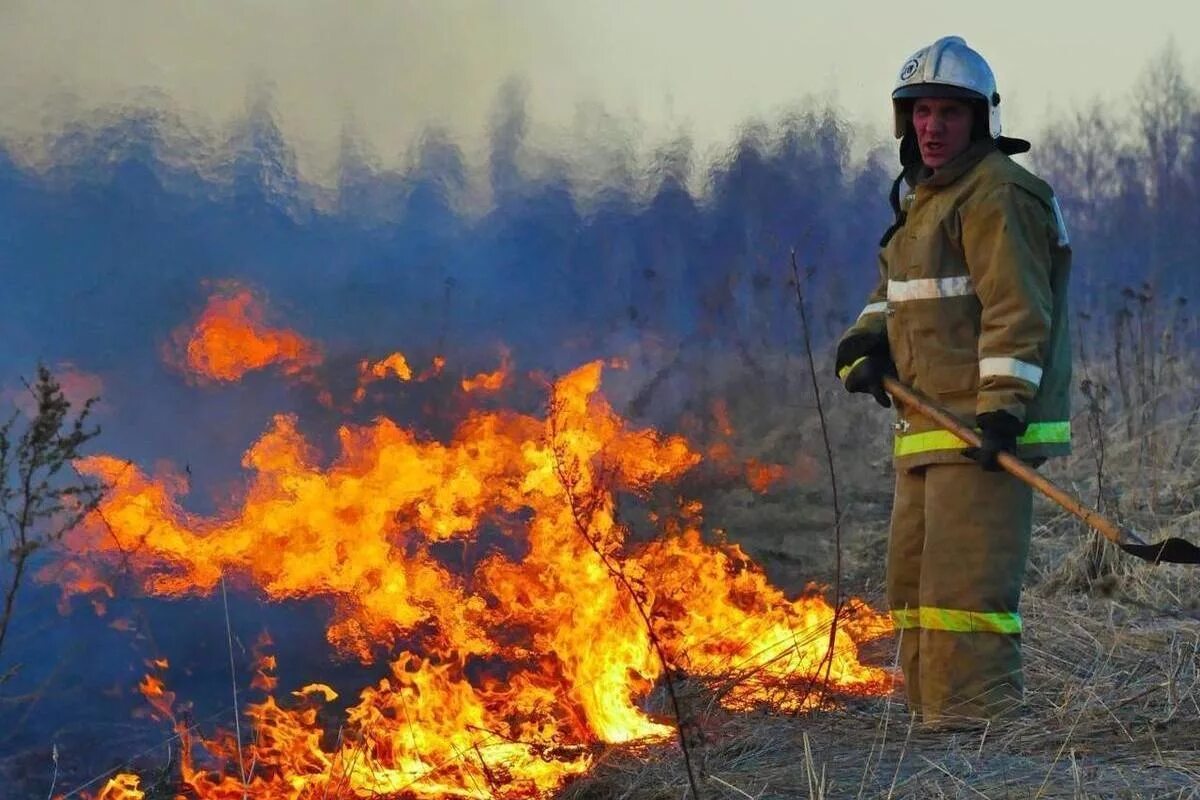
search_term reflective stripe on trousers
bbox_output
[891,607,1021,634]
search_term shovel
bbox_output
[881,375,1200,565]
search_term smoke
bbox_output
[0,74,892,786]
[1,10,1196,792]
[0,1,550,183]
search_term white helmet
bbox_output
[892,36,1000,140]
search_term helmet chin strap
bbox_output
[879,172,908,248]
[879,141,918,248]
[899,129,922,168]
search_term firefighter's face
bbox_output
[912,98,973,169]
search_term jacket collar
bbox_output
[907,139,997,190]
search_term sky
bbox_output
[1,0,1197,185]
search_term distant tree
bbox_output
[1033,99,1123,236]
[1184,102,1200,267]
[488,78,530,203]
[0,366,103,679]
[1133,41,1196,280]
[1137,43,1194,199]
[1033,42,1200,300]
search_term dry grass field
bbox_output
[563,337,1200,799]
[5,315,1198,800]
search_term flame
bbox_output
[61,359,890,799]
[174,286,321,382]
[251,639,279,693]
[744,459,788,493]
[461,350,511,393]
[138,671,176,722]
[704,399,792,494]
[292,683,338,702]
[368,352,414,382]
[636,529,890,710]
[92,774,144,800]
[711,398,736,438]
[354,352,414,402]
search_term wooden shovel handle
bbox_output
[881,376,1147,548]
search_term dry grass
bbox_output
[564,342,1200,800]
[7,338,1199,798]
[560,587,1199,800]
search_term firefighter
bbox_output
[835,36,1072,725]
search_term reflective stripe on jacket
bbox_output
[840,140,1072,469]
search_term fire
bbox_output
[367,352,414,382]
[56,357,890,799]
[354,352,415,402]
[461,350,511,393]
[138,669,177,722]
[704,399,793,493]
[93,774,144,800]
[173,285,321,382]
[745,459,788,493]
[636,529,890,711]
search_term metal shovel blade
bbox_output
[1119,538,1200,565]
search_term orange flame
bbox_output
[353,352,414,402]
[461,350,511,394]
[636,529,890,710]
[745,459,788,493]
[174,286,321,382]
[367,352,414,382]
[704,400,792,494]
[138,672,176,722]
[61,359,889,799]
[92,774,144,800]
[251,638,279,693]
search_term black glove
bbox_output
[962,410,1025,471]
[840,354,895,408]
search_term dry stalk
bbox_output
[56,704,233,799]
[802,731,827,799]
[706,773,756,799]
[787,248,846,702]
[45,743,58,800]
[547,391,704,800]
[884,711,916,800]
[219,575,249,797]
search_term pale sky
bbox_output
[2,0,1197,185]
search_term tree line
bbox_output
[0,46,1195,383]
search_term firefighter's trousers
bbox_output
[887,463,1032,721]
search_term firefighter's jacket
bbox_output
[839,140,1072,469]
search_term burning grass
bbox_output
[560,590,1200,799]
[33,346,891,800]
[83,578,1199,800]
[12,298,1200,799]
[553,347,1200,800]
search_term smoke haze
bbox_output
[3,1,1197,184]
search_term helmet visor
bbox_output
[892,83,987,102]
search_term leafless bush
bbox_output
[0,365,104,679]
